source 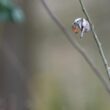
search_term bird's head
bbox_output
[72,23,80,33]
[72,18,83,33]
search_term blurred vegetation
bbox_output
[0,0,25,22]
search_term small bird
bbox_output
[72,18,90,38]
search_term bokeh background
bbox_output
[0,0,110,110]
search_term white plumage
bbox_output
[72,18,90,38]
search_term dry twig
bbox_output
[79,0,110,79]
[41,0,110,94]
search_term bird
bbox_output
[72,18,90,38]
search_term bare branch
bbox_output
[41,0,110,94]
[79,0,110,79]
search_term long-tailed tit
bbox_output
[72,18,90,38]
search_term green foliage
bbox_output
[0,0,13,7]
[11,7,25,23]
[0,0,25,23]
[48,86,70,110]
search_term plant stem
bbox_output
[41,0,110,94]
[79,0,110,79]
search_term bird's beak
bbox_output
[72,25,80,33]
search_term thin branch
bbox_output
[41,0,110,94]
[79,0,110,79]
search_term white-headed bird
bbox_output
[72,18,90,38]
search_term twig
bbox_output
[41,0,110,94]
[79,0,110,79]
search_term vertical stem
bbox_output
[41,0,110,94]
[79,0,110,79]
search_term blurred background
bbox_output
[0,0,110,110]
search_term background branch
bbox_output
[79,0,110,79]
[41,0,110,94]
